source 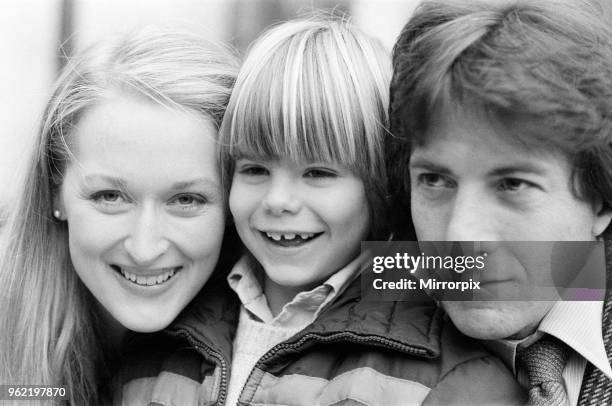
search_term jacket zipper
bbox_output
[236,331,433,404]
[171,329,229,406]
[259,331,432,363]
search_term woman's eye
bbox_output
[498,178,532,192]
[304,168,337,178]
[88,190,130,213]
[418,173,452,188]
[168,194,207,210]
[90,190,125,203]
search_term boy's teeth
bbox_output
[265,231,317,241]
[118,267,178,286]
[266,232,282,241]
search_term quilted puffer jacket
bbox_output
[113,277,525,405]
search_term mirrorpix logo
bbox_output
[370,251,486,292]
[363,240,607,301]
[362,241,488,297]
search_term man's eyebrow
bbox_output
[408,159,453,176]
[488,163,548,177]
[83,174,129,190]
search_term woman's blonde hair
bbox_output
[0,27,238,404]
[219,17,392,238]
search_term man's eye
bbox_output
[418,173,451,188]
[498,178,532,192]
[304,168,337,179]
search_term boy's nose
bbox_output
[445,189,498,242]
[262,174,301,216]
[124,204,170,265]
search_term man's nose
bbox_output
[445,188,498,242]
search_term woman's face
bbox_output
[58,94,225,333]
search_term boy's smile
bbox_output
[260,230,322,247]
[230,158,370,292]
[257,227,324,254]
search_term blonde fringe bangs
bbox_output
[225,19,391,180]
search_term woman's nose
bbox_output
[123,204,170,265]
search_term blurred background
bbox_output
[0,0,421,227]
[1,0,611,228]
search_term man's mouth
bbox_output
[260,231,323,247]
[109,264,182,286]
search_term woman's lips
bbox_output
[109,264,182,286]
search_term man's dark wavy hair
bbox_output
[388,0,612,239]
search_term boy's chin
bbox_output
[441,300,552,340]
[262,262,331,291]
[267,274,323,293]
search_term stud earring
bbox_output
[53,209,62,220]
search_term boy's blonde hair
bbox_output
[220,17,392,238]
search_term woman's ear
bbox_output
[592,199,612,238]
[52,192,67,221]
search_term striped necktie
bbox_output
[578,250,612,405]
[518,336,570,406]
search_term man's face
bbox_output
[409,105,611,340]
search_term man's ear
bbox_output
[592,199,612,237]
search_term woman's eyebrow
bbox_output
[82,174,129,190]
[170,178,220,190]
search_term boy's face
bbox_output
[409,106,611,340]
[230,158,370,294]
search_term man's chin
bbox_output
[441,300,547,340]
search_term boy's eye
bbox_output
[238,165,269,176]
[304,168,337,178]
[417,173,453,188]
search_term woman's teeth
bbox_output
[265,232,315,241]
[117,267,178,286]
